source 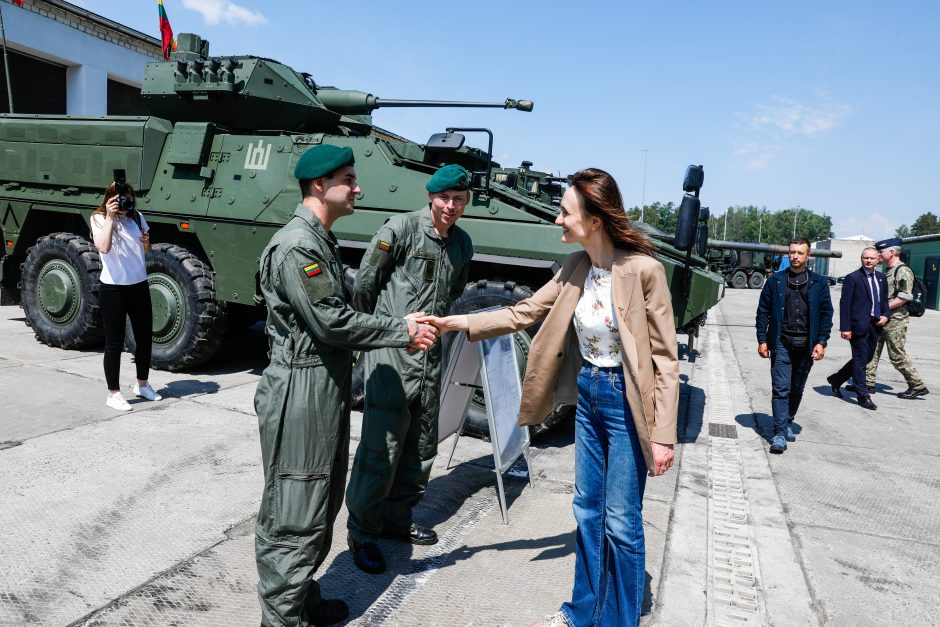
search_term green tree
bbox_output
[910,211,940,236]
[895,224,912,238]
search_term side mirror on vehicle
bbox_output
[674,194,701,251]
[425,132,465,151]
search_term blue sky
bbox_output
[67,0,940,239]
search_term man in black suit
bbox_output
[828,247,889,409]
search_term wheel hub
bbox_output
[148,272,186,344]
[36,260,80,324]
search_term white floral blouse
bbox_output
[573,265,622,367]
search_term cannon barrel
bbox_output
[314,90,533,115]
[707,239,843,258]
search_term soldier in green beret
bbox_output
[345,163,474,573]
[254,143,437,627]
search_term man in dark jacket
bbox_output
[345,164,473,574]
[756,237,834,453]
[827,247,889,408]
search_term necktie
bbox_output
[868,272,879,316]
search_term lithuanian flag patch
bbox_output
[377,240,391,252]
[303,263,322,277]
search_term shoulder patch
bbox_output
[298,262,334,302]
[368,240,394,267]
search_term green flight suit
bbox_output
[345,208,472,542]
[254,206,411,627]
[866,262,925,390]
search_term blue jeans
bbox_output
[770,340,814,437]
[561,365,647,627]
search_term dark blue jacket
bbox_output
[839,267,889,336]
[756,269,834,349]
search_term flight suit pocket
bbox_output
[410,251,439,283]
[275,469,330,535]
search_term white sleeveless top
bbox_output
[573,265,622,367]
[90,212,150,285]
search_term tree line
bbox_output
[626,203,834,245]
[896,212,939,238]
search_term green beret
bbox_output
[875,236,902,251]
[426,164,471,193]
[294,145,355,180]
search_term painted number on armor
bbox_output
[244,140,272,170]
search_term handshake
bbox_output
[402,313,472,352]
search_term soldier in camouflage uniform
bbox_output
[345,164,473,574]
[254,144,436,627]
[865,237,928,399]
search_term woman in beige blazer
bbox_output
[424,168,679,627]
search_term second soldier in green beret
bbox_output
[254,144,437,627]
[345,164,474,573]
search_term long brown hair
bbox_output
[569,168,656,257]
[92,181,136,216]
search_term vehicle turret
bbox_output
[142,33,532,134]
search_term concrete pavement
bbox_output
[0,285,937,625]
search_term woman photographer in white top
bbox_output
[90,181,161,411]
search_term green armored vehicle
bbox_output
[0,33,722,394]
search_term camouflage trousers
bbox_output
[866,317,925,390]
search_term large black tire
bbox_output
[449,279,570,439]
[730,270,749,289]
[18,232,104,348]
[124,243,227,371]
[748,272,766,289]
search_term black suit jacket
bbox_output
[839,267,889,335]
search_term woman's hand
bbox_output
[105,196,120,219]
[649,441,675,477]
[139,230,151,253]
[418,314,469,335]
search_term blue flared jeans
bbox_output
[561,364,648,627]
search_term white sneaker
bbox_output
[106,392,133,411]
[133,383,163,401]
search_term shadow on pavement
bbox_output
[678,376,706,444]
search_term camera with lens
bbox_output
[113,168,134,213]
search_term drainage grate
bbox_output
[709,422,738,439]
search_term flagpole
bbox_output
[0,1,14,113]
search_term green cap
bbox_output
[294,145,355,180]
[426,164,471,193]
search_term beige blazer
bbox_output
[467,249,679,469]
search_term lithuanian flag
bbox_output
[158,0,176,61]
[304,263,322,277]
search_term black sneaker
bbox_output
[897,387,929,399]
[305,598,349,627]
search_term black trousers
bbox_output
[831,319,881,399]
[99,281,152,391]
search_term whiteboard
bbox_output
[437,332,479,443]
[477,334,529,473]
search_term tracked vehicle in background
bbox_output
[0,33,726,433]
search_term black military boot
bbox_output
[304,597,349,626]
[381,522,438,546]
[348,535,386,574]
[897,387,929,399]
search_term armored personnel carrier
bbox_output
[0,34,723,413]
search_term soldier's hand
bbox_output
[758,342,770,358]
[405,320,436,352]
